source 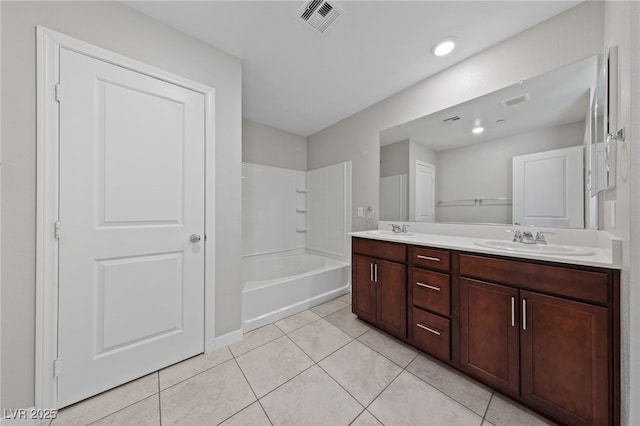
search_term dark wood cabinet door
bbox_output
[459,278,520,396]
[520,291,610,426]
[376,258,407,339]
[352,254,377,324]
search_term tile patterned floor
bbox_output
[52,293,556,426]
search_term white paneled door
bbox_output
[57,48,206,408]
[512,146,584,228]
[415,161,435,222]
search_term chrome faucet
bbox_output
[512,230,523,243]
[511,227,550,245]
[521,231,535,244]
[512,230,536,244]
[390,224,410,233]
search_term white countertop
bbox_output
[350,229,621,269]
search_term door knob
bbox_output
[190,234,201,243]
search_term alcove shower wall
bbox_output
[241,162,352,330]
[242,161,351,258]
[241,163,306,256]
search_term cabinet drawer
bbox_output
[410,246,450,272]
[411,268,450,316]
[412,308,450,361]
[459,254,610,305]
[353,237,406,263]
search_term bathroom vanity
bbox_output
[351,233,620,426]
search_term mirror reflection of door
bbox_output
[414,160,435,222]
[512,146,584,228]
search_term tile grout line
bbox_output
[230,331,286,358]
[355,329,418,369]
[280,319,407,426]
[84,392,158,426]
[212,357,274,426]
[286,320,354,362]
[237,331,354,417]
[232,334,317,407]
[358,351,419,426]
[402,365,486,419]
[272,312,323,335]
[400,349,494,419]
[157,372,163,426]
[265,330,367,425]
[350,329,494,424]
[158,354,235,393]
[481,392,495,425]
[273,306,426,425]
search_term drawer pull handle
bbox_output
[416,323,441,336]
[417,282,441,291]
[417,255,441,262]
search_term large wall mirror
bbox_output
[379,55,600,229]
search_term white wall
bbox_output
[0,1,242,410]
[307,162,351,258]
[242,119,307,171]
[380,140,410,177]
[307,2,604,232]
[602,2,634,424]
[628,4,640,424]
[242,163,305,256]
[436,121,584,224]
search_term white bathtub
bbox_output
[242,252,351,332]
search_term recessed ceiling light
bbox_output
[432,37,457,56]
[472,126,484,134]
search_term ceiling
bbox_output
[124,1,581,136]
[380,55,598,151]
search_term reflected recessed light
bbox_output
[433,37,457,56]
[472,126,484,134]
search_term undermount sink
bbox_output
[474,240,595,256]
[367,230,417,238]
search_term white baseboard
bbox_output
[212,328,243,350]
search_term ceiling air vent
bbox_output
[298,0,344,35]
[442,115,461,125]
[502,93,530,108]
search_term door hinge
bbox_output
[53,359,61,377]
[54,221,61,239]
[55,83,61,102]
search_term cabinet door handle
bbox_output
[417,255,441,262]
[416,323,441,336]
[374,263,378,283]
[511,296,515,327]
[417,282,440,291]
[522,299,527,331]
[370,263,374,282]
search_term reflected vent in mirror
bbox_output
[442,116,461,125]
[298,0,344,35]
[502,93,530,108]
